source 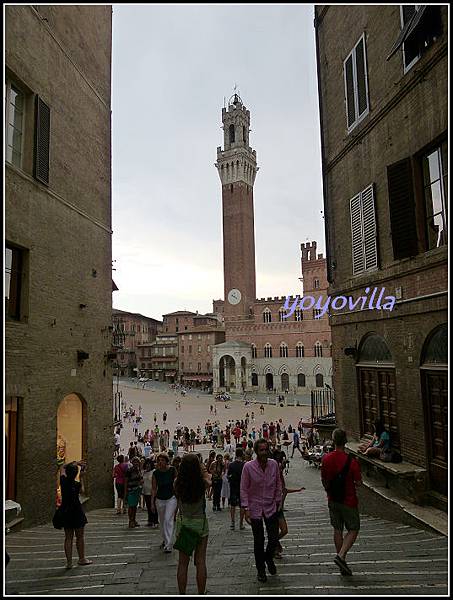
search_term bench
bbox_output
[346,441,428,505]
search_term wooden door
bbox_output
[422,370,448,495]
[378,370,400,449]
[359,369,379,435]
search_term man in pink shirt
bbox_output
[241,438,282,583]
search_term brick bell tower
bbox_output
[215,92,258,322]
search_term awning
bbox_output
[183,375,213,382]
[387,6,427,60]
[165,371,177,377]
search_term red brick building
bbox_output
[315,5,447,503]
[212,94,332,395]
[112,309,161,377]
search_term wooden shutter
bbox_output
[34,96,50,185]
[350,193,364,274]
[344,55,355,128]
[355,38,368,116]
[362,184,378,270]
[387,158,418,259]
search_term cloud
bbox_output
[112,5,325,319]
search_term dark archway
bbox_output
[281,373,289,392]
[266,373,274,391]
[420,324,447,495]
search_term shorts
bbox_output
[115,482,125,500]
[229,491,241,507]
[127,487,141,508]
[276,508,285,519]
[328,502,360,532]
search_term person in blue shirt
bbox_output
[359,420,390,457]
[291,430,304,457]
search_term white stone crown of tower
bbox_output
[215,93,258,186]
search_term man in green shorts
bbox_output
[321,428,361,576]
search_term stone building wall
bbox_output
[315,5,448,478]
[5,5,113,526]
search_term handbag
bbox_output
[52,505,68,530]
[173,524,201,556]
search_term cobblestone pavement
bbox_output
[5,454,448,595]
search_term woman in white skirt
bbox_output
[221,453,231,509]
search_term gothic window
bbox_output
[280,343,288,358]
[251,344,257,358]
[314,278,320,289]
[316,373,324,387]
[313,308,322,319]
[294,309,303,321]
[243,126,246,142]
[252,373,258,386]
[279,309,286,322]
[229,124,235,143]
[297,373,306,387]
[264,343,272,358]
[263,309,272,323]
[315,342,323,357]
[296,343,305,358]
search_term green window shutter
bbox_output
[34,96,50,185]
[387,158,418,260]
[355,38,368,116]
[344,55,356,128]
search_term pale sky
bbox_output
[111,4,325,321]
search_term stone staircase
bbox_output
[5,487,448,595]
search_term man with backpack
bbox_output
[321,428,361,577]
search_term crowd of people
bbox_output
[55,388,401,592]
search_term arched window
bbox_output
[314,342,323,357]
[315,373,324,387]
[279,309,286,322]
[297,373,306,387]
[264,343,272,358]
[243,125,246,142]
[420,325,447,366]
[314,278,320,289]
[263,308,272,323]
[296,342,304,358]
[229,124,235,143]
[358,334,392,364]
[280,343,288,358]
[251,373,258,386]
[294,309,302,321]
[251,344,257,359]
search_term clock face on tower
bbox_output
[227,288,242,305]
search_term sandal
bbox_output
[78,559,93,566]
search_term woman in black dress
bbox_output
[59,461,92,569]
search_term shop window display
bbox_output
[56,393,85,506]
